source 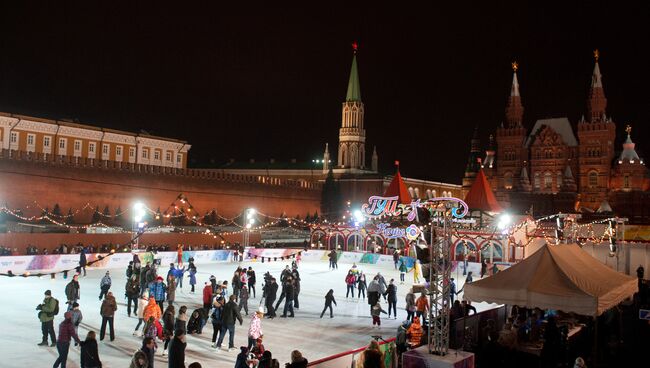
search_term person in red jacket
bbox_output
[203,282,213,312]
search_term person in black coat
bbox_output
[386,279,398,319]
[320,289,337,318]
[247,267,257,298]
[264,278,278,319]
[80,331,102,368]
[216,295,243,350]
[281,279,295,318]
[168,330,187,368]
[79,250,87,276]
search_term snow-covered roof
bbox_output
[525,117,578,147]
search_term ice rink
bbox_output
[0,257,496,367]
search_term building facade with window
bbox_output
[463,53,650,220]
[0,113,190,168]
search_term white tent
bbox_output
[463,243,637,316]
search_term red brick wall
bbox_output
[0,158,321,221]
[0,232,260,254]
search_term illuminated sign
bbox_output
[361,196,469,219]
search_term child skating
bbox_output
[371,301,387,328]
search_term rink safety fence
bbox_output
[307,337,397,368]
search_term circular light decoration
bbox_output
[406,224,421,241]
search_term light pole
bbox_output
[132,202,146,250]
[244,208,256,248]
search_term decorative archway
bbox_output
[454,241,477,261]
[347,233,364,252]
[479,241,503,262]
[366,235,385,252]
[310,230,327,249]
[328,233,345,250]
[386,237,406,252]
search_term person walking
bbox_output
[174,265,186,290]
[405,290,416,322]
[126,274,141,317]
[37,289,58,346]
[376,273,388,300]
[70,303,83,345]
[100,291,117,341]
[328,249,338,270]
[357,272,367,299]
[320,289,337,318]
[216,295,243,351]
[175,305,188,335]
[291,266,301,309]
[264,277,278,319]
[371,302,387,328]
[79,330,102,368]
[150,276,167,312]
[133,291,150,336]
[65,274,81,311]
[210,294,225,348]
[232,270,242,303]
[247,266,257,298]
[345,271,356,299]
[247,308,264,351]
[166,274,177,307]
[386,279,397,319]
[162,305,176,356]
[78,248,87,276]
[239,285,250,316]
[53,311,81,368]
[399,262,408,284]
[413,260,421,284]
[99,271,112,300]
[281,278,295,318]
[393,249,400,270]
[168,329,187,368]
[188,264,197,294]
[415,293,429,321]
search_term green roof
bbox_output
[345,54,362,102]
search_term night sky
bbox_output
[1,2,648,183]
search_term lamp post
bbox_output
[132,202,146,250]
[244,208,256,248]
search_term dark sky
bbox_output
[1,2,648,183]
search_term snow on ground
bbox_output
[0,258,496,367]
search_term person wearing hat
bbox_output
[37,289,58,346]
[65,274,80,311]
[210,294,225,348]
[100,291,117,341]
[99,271,112,300]
[53,311,81,368]
[70,302,83,345]
[396,320,411,355]
[168,329,187,368]
[149,275,167,312]
[247,307,264,350]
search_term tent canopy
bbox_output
[464,243,637,316]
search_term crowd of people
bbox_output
[13,242,246,256]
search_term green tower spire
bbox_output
[345,46,361,102]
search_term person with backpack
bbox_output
[37,289,59,346]
[53,311,81,368]
[99,271,112,300]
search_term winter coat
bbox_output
[363,349,385,368]
[203,285,213,304]
[239,287,249,303]
[100,295,117,317]
[79,251,87,267]
[80,339,102,368]
[284,283,295,301]
[406,293,416,312]
[367,280,381,293]
[265,282,278,302]
[407,317,424,346]
[149,282,166,302]
[247,270,256,285]
[187,311,203,333]
[345,274,356,286]
[126,278,140,299]
[415,296,429,312]
[386,284,397,302]
[166,281,176,302]
[248,314,263,339]
[141,344,155,368]
[221,300,243,326]
[129,351,148,368]
[189,269,197,286]
[399,263,408,273]
[38,296,58,322]
[371,305,387,317]
[167,336,186,368]
[325,293,337,306]
[65,280,80,301]
[58,317,81,344]
[163,310,175,337]
[143,298,162,321]
[174,313,188,334]
[100,275,112,288]
[71,309,83,327]
[357,276,367,290]
[137,297,148,319]
[173,267,185,279]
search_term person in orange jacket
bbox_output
[407,316,424,347]
[415,293,429,321]
[143,296,162,322]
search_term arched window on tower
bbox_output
[426,189,432,199]
[624,174,630,189]
[504,172,513,190]
[534,172,541,189]
[544,172,553,189]
[588,171,598,188]
[557,171,563,188]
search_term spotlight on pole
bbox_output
[497,213,512,230]
[133,202,146,223]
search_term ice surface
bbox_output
[0,258,496,367]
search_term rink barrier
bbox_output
[307,337,396,368]
[0,249,233,273]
